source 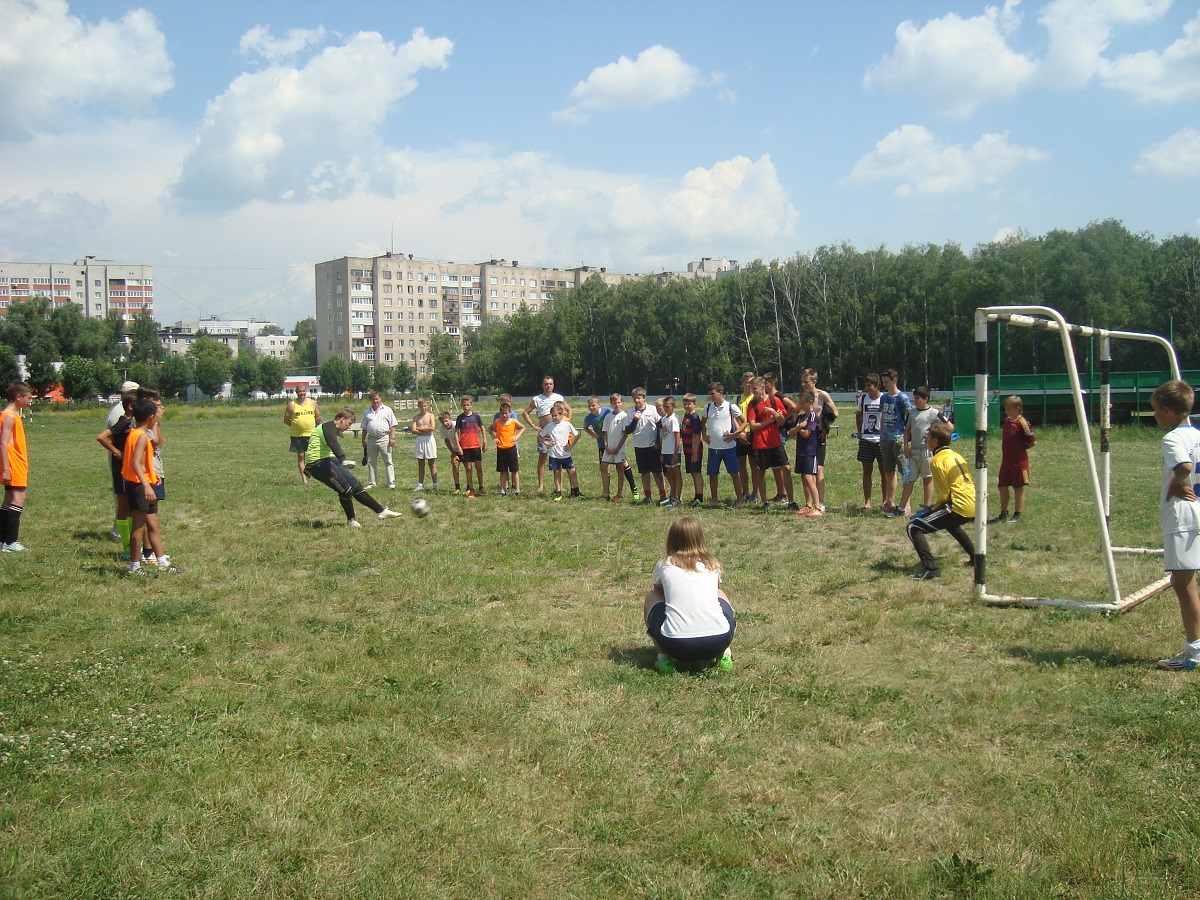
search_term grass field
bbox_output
[2,404,1199,898]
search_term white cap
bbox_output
[120,381,140,392]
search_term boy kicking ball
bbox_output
[1151,380,1200,671]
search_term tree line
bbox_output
[451,220,1200,396]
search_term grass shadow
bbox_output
[72,529,114,543]
[294,518,340,529]
[610,644,658,671]
[1004,646,1147,669]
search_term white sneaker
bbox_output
[377,508,402,520]
[413,483,425,491]
[365,483,376,489]
[108,528,121,542]
[2,541,28,553]
[347,519,362,528]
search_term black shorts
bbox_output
[110,459,125,495]
[755,445,789,471]
[125,479,159,513]
[461,447,482,464]
[685,454,702,475]
[495,447,519,473]
[735,440,751,458]
[646,599,736,663]
[857,439,883,464]
[305,458,363,496]
[634,445,662,473]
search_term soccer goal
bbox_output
[973,305,1182,614]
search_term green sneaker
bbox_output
[717,650,733,672]
[631,486,641,502]
[655,655,675,675]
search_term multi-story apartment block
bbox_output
[252,333,297,358]
[315,252,638,374]
[158,319,283,359]
[0,256,153,320]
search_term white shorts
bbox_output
[602,446,627,466]
[906,447,933,483]
[414,435,437,460]
[1164,528,1200,571]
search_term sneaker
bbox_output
[760,501,770,510]
[552,491,563,501]
[909,566,940,580]
[883,504,898,518]
[465,490,475,498]
[388,483,396,489]
[787,502,801,511]
[453,487,461,495]
[746,493,758,504]
[124,566,157,578]
[989,513,1008,524]
[413,483,424,491]
[108,528,121,542]
[602,494,612,502]
[805,507,825,517]
[1157,652,1200,671]
[732,498,745,509]
[770,494,785,504]
[476,488,487,496]
[499,488,508,496]
[655,655,675,675]
[631,487,641,502]
[640,496,653,505]
[664,498,680,508]
[658,496,672,506]
[818,503,826,512]
[2,541,28,552]
[1008,513,1021,524]
[157,565,182,574]
[377,508,402,520]
[571,490,583,499]
[690,498,703,508]
[347,519,362,528]
[717,649,733,672]
[365,483,376,489]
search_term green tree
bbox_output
[319,356,350,394]
[159,356,194,400]
[60,356,98,400]
[258,323,285,336]
[426,332,464,394]
[25,333,58,395]
[94,361,120,396]
[290,318,318,370]
[194,355,228,398]
[230,353,261,397]
[0,344,17,385]
[128,312,164,365]
[348,360,373,393]
[259,356,286,395]
[126,361,154,389]
[371,363,394,393]
[393,360,414,393]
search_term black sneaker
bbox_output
[909,566,941,580]
[988,513,1008,524]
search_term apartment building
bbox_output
[0,256,154,320]
[315,252,637,373]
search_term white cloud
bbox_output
[1038,0,1171,87]
[553,45,701,123]
[1099,9,1200,101]
[167,27,452,213]
[0,189,110,260]
[847,124,1049,197]
[991,226,1020,244]
[239,24,327,62]
[0,0,173,139]
[1135,127,1200,176]
[863,1,1036,117]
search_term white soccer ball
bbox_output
[410,498,431,518]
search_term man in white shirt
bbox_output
[522,375,571,493]
[360,391,398,489]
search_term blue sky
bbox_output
[2,0,1197,331]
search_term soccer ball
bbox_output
[410,498,431,518]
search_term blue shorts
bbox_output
[684,453,702,475]
[290,436,310,454]
[646,599,736,663]
[661,451,680,468]
[706,447,740,477]
[796,456,818,477]
[549,456,575,471]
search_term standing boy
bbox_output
[601,393,632,502]
[411,397,438,492]
[856,374,884,510]
[490,401,525,496]
[900,386,944,515]
[583,395,612,499]
[879,368,913,516]
[628,387,665,505]
[538,401,581,500]
[360,391,398,490]
[745,377,795,510]
[455,395,488,497]
[680,393,705,507]
[991,395,1036,524]
[284,383,320,485]
[1151,380,1200,670]
[96,390,137,557]
[522,376,569,493]
[789,390,822,515]
[702,382,746,508]
[801,368,838,512]
[658,396,682,507]
[120,398,177,574]
[906,421,976,580]
[438,411,463,494]
[0,382,32,553]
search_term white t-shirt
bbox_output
[630,405,661,449]
[858,392,883,443]
[704,400,741,451]
[659,414,680,455]
[653,558,729,638]
[1161,423,1200,535]
[532,392,564,419]
[539,420,578,459]
[604,409,629,451]
[361,404,398,438]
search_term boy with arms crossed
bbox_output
[538,402,581,500]
[1151,380,1200,671]
[601,393,633,502]
[658,396,682,507]
[522,376,569,493]
[680,393,705,507]
[490,401,525,496]
[455,395,488,497]
[789,390,822,515]
[411,397,438,492]
[628,387,665,505]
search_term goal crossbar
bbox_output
[973,305,1181,614]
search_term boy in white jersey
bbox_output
[658,396,682,507]
[538,401,581,501]
[1152,380,1200,671]
[601,393,633,502]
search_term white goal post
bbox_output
[973,305,1182,614]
